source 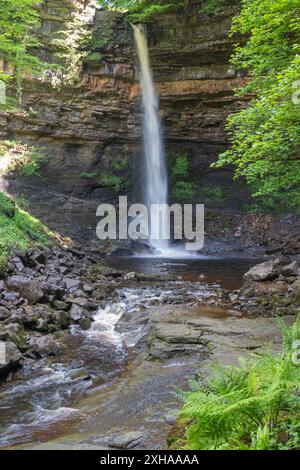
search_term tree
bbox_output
[0,0,46,82]
[213,0,300,211]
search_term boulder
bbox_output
[109,431,144,450]
[0,340,22,377]
[70,304,85,322]
[6,275,44,304]
[281,261,300,277]
[28,335,58,358]
[244,260,280,282]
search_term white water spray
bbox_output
[132,24,170,254]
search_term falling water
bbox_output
[133,24,170,254]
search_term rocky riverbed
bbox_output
[0,242,299,449]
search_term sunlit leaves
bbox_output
[214,0,300,210]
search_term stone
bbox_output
[281,261,300,277]
[28,250,47,267]
[244,260,280,282]
[0,340,22,377]
[65,278,81,291]
[6,275,44,305]
[155,323,204,344]
[109,431,144,450]
[53,310,71,329]
[12,257,24,272]
[3,291,21,303]
[70,304,85,322]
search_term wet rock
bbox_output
[108,431,144,449]
[0,340,22,377]
[6,275,44,304]
[244,260,280,282]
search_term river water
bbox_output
[0,257,256,449]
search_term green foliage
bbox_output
[178,317,300,450]
[50,12,91,85]
[86,52,103,63]
[0,192,51,267]
[80,171,98,179]
[98,173,125,193]
[97,1,184,22]
[7,146,47,177]
[213,0,300,210]
[0,0,49,100]
[170,152,196,201]
[200,185,227,202]
[173,181,196,200]
[200,0,220,16]
[172,153,189,178]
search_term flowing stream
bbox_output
[0,258,256,449]
[133,24,170,254]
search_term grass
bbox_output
[0,192,53,268]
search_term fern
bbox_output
[177,317,300,450]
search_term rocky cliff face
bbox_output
[0,0,265,248]
[1,0,247,203]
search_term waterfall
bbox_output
[132,24,170,254]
